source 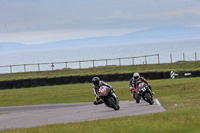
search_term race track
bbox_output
[0,99,165,130]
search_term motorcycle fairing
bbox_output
[99,86,111,97]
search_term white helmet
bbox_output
[133,73,140,79]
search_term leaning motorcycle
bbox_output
[134,81,154,105]
[98,86,120,110]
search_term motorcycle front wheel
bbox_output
[144,92,154,105]
[107,96,120,110]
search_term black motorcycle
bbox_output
[98,86,120,110]
[135,81,154,105]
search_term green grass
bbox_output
[0,77,200,132]
[0,61,200,81]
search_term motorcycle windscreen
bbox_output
[99,87,111,97]
[138,83,148,92]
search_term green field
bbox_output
[0,61,200,81]
[0,77,200,133]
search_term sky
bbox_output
[0,0,200,44]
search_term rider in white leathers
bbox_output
[92,77,117,105]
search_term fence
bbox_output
[0,52,199,74]
[169,52,198,63]
[0,54,160,74]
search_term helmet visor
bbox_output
[93,81,99,86]
[135,76,139,79]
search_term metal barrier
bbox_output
[0,54,160,74]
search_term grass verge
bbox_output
[0,77,200,132]
[0,61,200,81]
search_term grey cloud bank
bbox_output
[1,25,200,52]
[0,0,200,44]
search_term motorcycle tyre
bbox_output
[135,93,141,103]
[107,96,120,111]
[144,92,154,105]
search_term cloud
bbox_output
[0,0,200,43]
[0,28,144,44]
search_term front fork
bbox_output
[111,89,118,99]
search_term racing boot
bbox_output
[93,97,103,105]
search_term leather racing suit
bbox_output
[129,77,152,98]
[92,81,117,105]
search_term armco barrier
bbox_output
[31,79,39,87]
[156,72,164,79]
[0,81,6,89]
[71,76,80,83]
[86,75,93,83]
[14,79,23,88]
[102,75,109,82]
[63,76,72,84]
[124,73,133,81]
[4,80,15,89]
[163,72,170,79]
[140,73,149,79]
[55,77,63,85]
[192,71,200,77]
[2,71,200,90]
[39,78,47,86]
[148,72,157,80]
[79,75,88,83]
[23,79,32,88]
[184,71,192,77]
[47,77,56,86]
[117,74,126,81]
[108,74,118,82]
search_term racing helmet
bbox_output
[92,77,100,86]
[133,73,140,80]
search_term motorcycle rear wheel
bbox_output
[135,93,140,103]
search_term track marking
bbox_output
[155,99,166,111]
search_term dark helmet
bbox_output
[133,73,140,80]
[92,77,100,86]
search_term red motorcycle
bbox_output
[133,81,154,105]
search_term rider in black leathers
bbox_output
[129,73,154,98]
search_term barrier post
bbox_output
[170,54,172,63]
[38,64,40,71]
[79,61,81,69]
[145,56,147,64]
[195,52,197,61]
[93,60,95,68]
[158,54,160,64]
[10,65,12,73]
[132,57,134,65]
[119,58,121,66]
[65,62,67,68]
[51,63,54,70]
[24,64,26,72]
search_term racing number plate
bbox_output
[100,88,106,94]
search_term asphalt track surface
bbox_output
[0,99,166,130]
